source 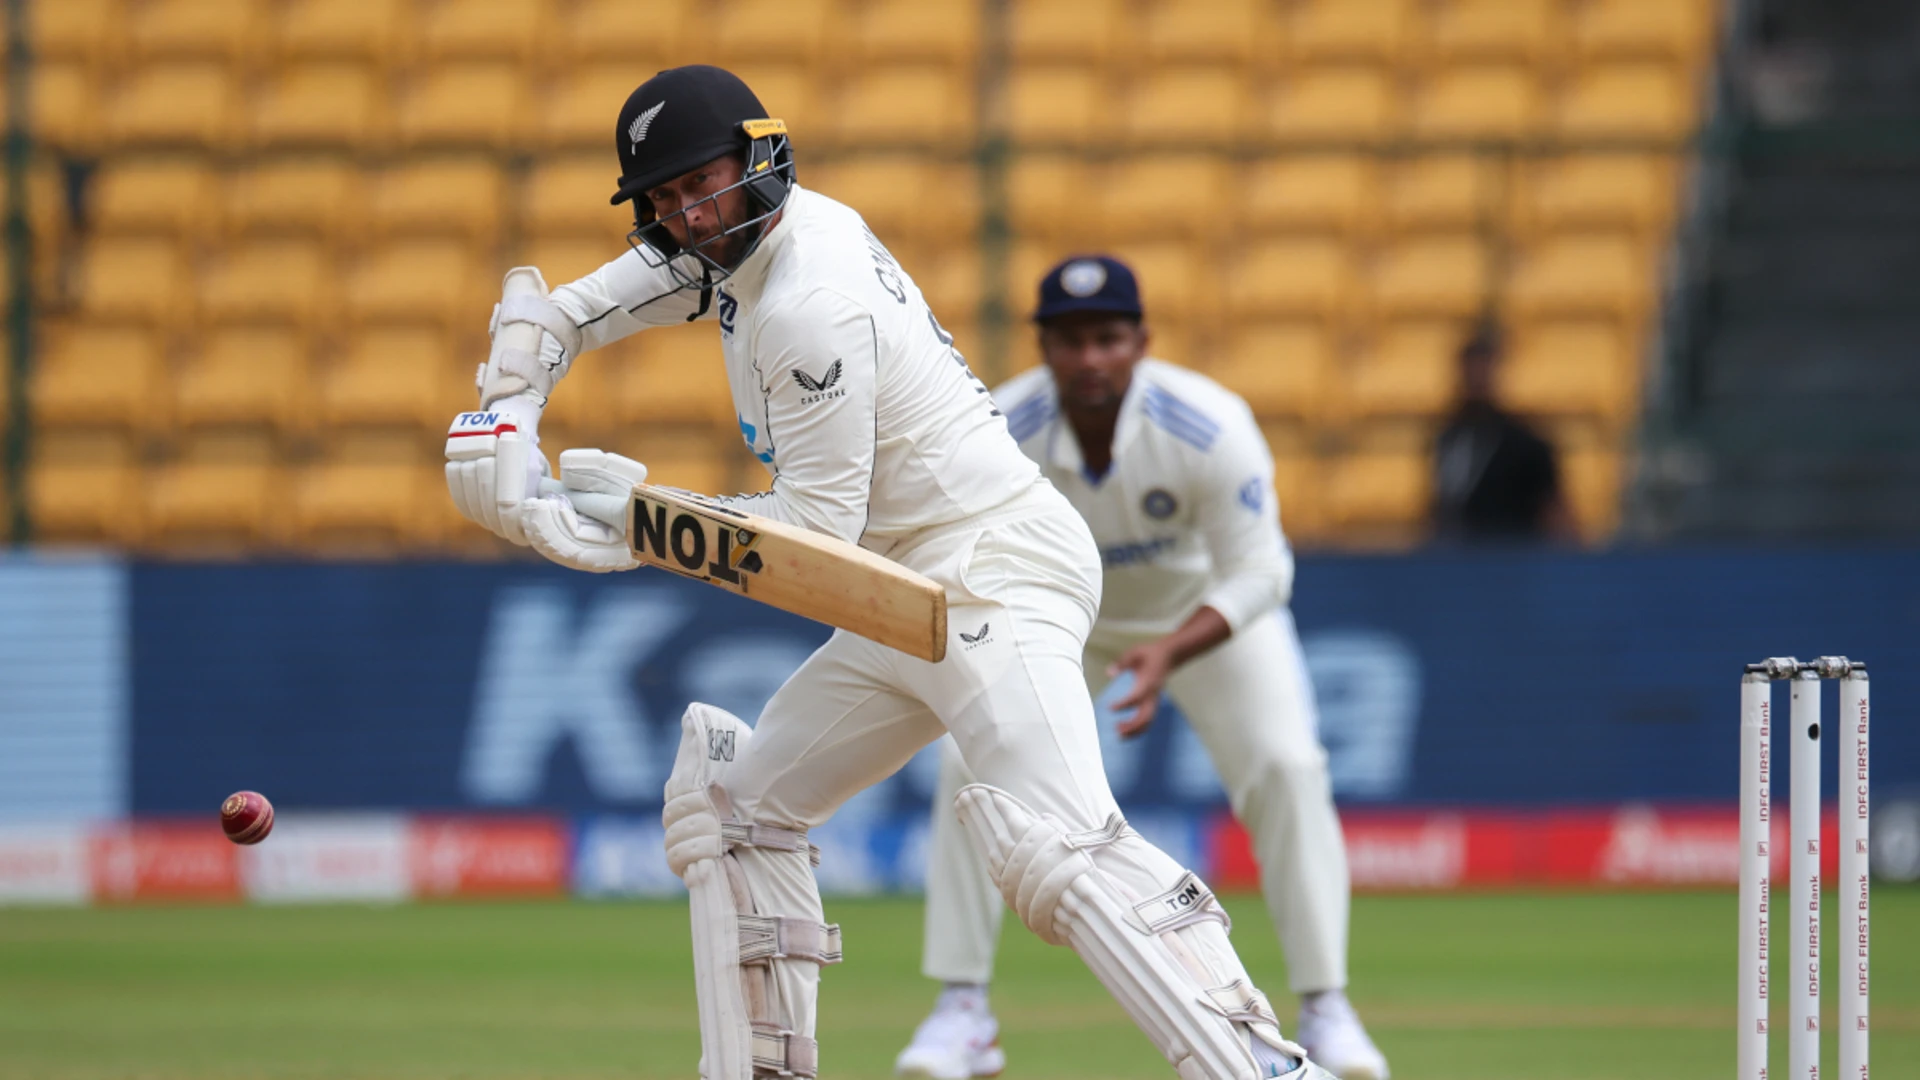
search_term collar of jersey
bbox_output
[1046,358,1159,484]
[722,183,806,305]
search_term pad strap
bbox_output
[738,915,843,966]
[1205,980,1280,1028]
[721,821,824,866]
[1134,870,1231,935]
[750,1025,819,1078]
[1063,813,1133,850]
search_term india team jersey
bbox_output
[540,185,1040,553]
[991,359,1294,640]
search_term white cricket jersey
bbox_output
[991,360,1294,639]
[539,185,1039,552]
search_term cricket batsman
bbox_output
[895,257,1390,1080]
[442,65,1335,1080]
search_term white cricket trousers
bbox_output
[716,483,1255,1043]
[923,608,1352,995]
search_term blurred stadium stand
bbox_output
[2,0,1728,555]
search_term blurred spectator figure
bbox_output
[1430,324,1577,543]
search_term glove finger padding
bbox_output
[557,448,649,531]
[522,493,640,573]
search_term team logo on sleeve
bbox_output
[1142,488,1178,519]
[792,360,846,404]
[1237,478,1265,512]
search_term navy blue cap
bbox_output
[1033,254,1143,323]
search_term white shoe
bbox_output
[895,987,1006,1079]
[1295,991,1390,1080]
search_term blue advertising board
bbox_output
[120,551,1920,819]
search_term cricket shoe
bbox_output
[1294,991,1390,1080]
[894,987,1006,1079]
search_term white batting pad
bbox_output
[664,704,838,1079]
[954,782,1302,1080]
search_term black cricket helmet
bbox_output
[610,65,795,299]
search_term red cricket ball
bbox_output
[220,790,274,845]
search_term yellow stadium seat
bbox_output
[525,157,631,240]
[556,0,690,65]
[1116,242,1209,323]
[904,245,981,326]
[1269,448,1323,543]
[1518,153,1676,235]
[1007,66,1107,146]
[145,460,283,548]
[90,160,217,240]
[1006,155,1087,238]
[1574,0,1713,62]
[1212,322,1333,420]
[857,0,980,66]
[104,62,238,147]
[417,0,550,64]
[248,64,385,149]
[77,238,191,331]
[524,238,618,290]
[368,159,504,245]
[1561,447,1623,538]
[1140,0,1265,66]
[226,161,362,240]
[1410,64,1541,140]
[1097,155,1227,241]
[126,0,262,64]
[1008,241,1084,322]
[1381,154,1498,233]
[273,0,407,65]
[1506,234,1649,320]
[200,240,335,331]
[294,462,443,550]
[1287,0,1413,65]
[1262,66,1401,143]
[23,62,99,151]
[321,326,465,433]
[606,322,732,425]
[1010,0,1123,65]
[30,459,142,545]
[1340,321,1459,419]
[173,327,309,431]
[1502,320,1635,423]
[832,68,976,147]
[1424,0,1562,65]
[1245,155,1378,235]
[629,442,732,498]
[1324,450,1432,534]
[344,241,485,331]
[714,0,836,64]
[395,63,527,149]
[806,157,977,245]
[1554,63,1695,140]
[1228,239,1353,320]
[1369,237,1492,318]
[725,64,819,135]
[32,326,165,434]
[541,65,648,149]
[32,0,117,65]
[539,354,607,442]
[1124,69,1247,146]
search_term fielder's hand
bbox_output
[522,448,648,573]
[444,411,553,545]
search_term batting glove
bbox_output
[522,448,648,573]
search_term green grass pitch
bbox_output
[1,890,1914,1079]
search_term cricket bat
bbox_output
[627,484,948,663]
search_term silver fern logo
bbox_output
[628,101,665,150]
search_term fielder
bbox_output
[442,65,1334,1080]
[896,257,1390,1080]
